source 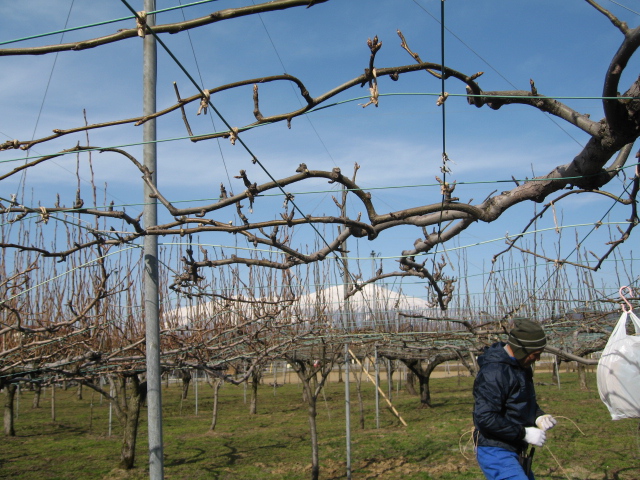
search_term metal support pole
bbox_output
[374,346,380,429]
[108,382,114,437]
[142,2,164,478]
[386,357,392,401]
[273,362,278,396]
[51,381,56,422]
[195,369,199,416]
[243,359,247,403]
[344,345,351,479]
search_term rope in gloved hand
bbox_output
[459,416,586,480]
[542,416,585,480]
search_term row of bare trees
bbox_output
[2,204,630,474]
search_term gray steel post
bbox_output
[345,345,351,479]
[109,381,114,437]
[386,357,392,400]
[273,362,278,396]
[142,1,164,478]
[195,369,199,416]
[374,346,380,429]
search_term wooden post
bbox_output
[349,349,407,426]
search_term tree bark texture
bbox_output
[209,378,222,431]
[286,356,336,480]
[109,374,145,470]
[400,353,459,408]
[405,372,417,396]
[32,382,41,409]
[302,380,320,480]
[178,369,191,400]
[578,363,588,390]
[3,383,17,436]
[250,370,259,415]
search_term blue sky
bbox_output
[1,0,639,311]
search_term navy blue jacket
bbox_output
[473,342,544,453]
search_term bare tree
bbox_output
[81,373,147,469]
[175,368,192,400]
[208,376,224,432]
[285,346,342,480]
[249,368,262,416]
[395,352,459,408]
[2,382,17,436]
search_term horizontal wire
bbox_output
[2,161,637,218]
[3,214,634,311]
[3,90,638,166]
[606,0,640,16]
[157,220,635,260]
[3,207,633,258]
[0,0,220,47]
[0,245,138,307]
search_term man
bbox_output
[473,319,557,480]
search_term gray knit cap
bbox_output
[507,319,547,360]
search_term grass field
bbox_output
[1,369,639,479]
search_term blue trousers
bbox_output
[476,446,535,480]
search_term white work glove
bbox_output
[535,414,557,431]
[524,427,546,447]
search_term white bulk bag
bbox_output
[597,311,640,420]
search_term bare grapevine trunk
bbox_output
[578,363,588,390]
[405,372,417,395]
[386,358,395,400]
[109,375,146,470]
[32,382,41,408]
[120,402,142,470]
[250,370,260,415]
[179,369,191,400]
[287,356,337,480]
[400,353,458,408]
[209,378,223,431]
[3,383,17,436]
[418,373,432,408]
[301,379,320,480]
[402,359,433,408]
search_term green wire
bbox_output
[3,90,638,167]
[0,0,220,47]
[5,161,637,207]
